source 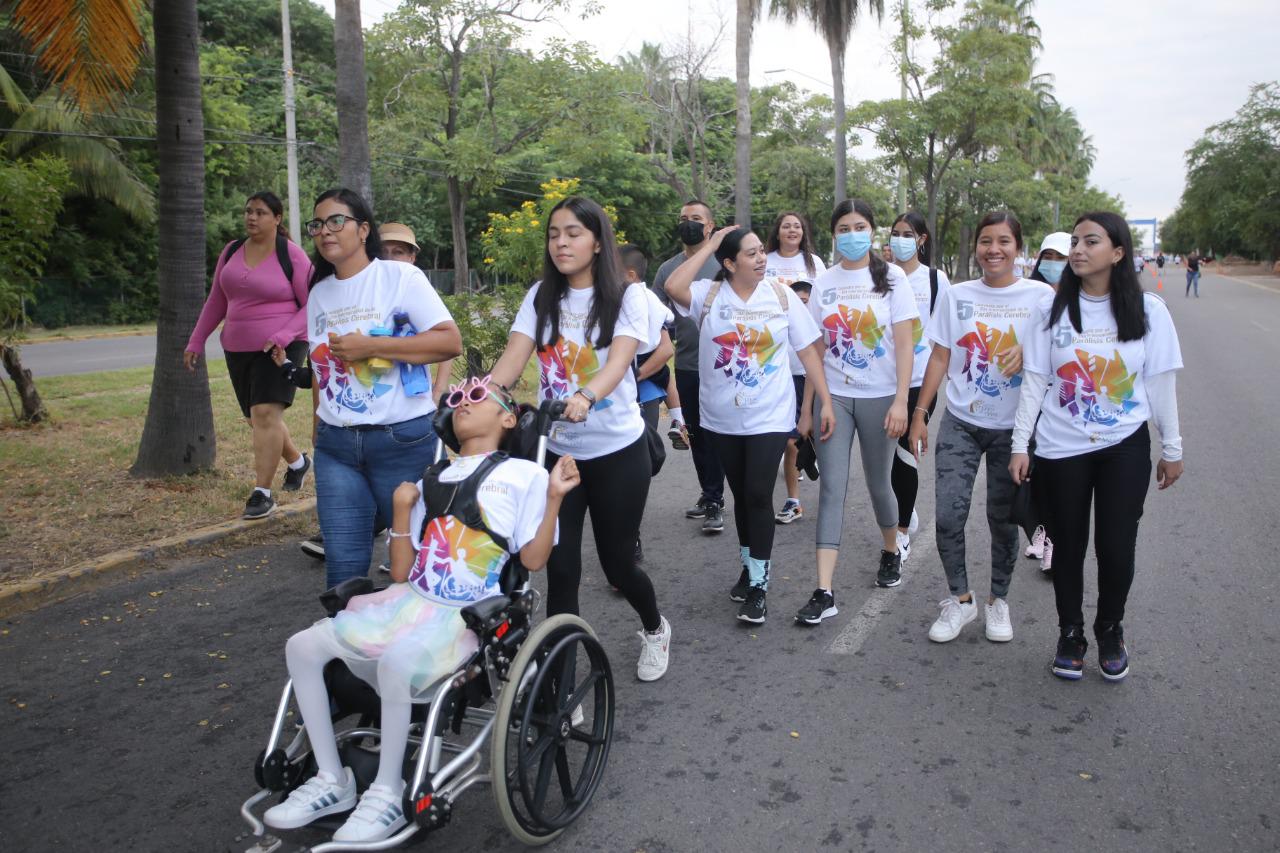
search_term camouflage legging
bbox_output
[934,410,1020,599]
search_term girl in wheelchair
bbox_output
[263,375,580,843]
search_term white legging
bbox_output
[286,624,412,792]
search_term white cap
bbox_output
[1039,231,1071,257]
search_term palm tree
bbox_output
[774,0,885,202]
[334,0,373,205]
[734,0,761,228]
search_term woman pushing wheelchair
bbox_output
[263,375,579,844]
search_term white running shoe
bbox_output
[636,615,671,682]
[908,509,920,535]
[333,783,407,842]
[263,768,357,830]
[895,531,912,564]
[1025,525,1046,559]
[928,595,977,643]
[1040,537,1054,572]
[984,597,1013,642]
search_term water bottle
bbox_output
[393,311,431,397]
[367,326,394,372]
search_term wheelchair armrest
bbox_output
[460,596,511,635]
[319,577,375,617]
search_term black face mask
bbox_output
[676,220,705,246]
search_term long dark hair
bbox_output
[1051,211,1147,341]
[533,196,626,349]
[831,199,890,295]
[764,211,818,277]
[713,227,753,282]
[308,188,382,287]
[247,190,288,238]
[891,211,933,268]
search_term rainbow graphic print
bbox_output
[536,337,614,411]
[821,304,886,370]
[1056,348,1138,427]
[712,323,783,389]
[311,342,393,414]
[956,322,1023,397]
[408,515,507,604]
[911,317,926,355]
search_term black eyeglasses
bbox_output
[305,214,362,236]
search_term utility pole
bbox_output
[281,0,301,244]
[896,0,908,214]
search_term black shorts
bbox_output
[790,374,806,439]
[224,341,307,418]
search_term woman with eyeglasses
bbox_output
[303,188,462,589]
[491,196,673,683]
[185,191,315,520]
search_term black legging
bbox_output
[545,435,661,631]
[706,431,790,560]
[1036,424,1151,629]
[891,385,934,529]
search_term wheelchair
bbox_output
[239,400,616,852]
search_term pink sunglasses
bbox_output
[446,374,513,413]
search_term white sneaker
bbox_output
[927,595,977,643]
[1040,537,1054,572]
[1025,525,1046,559]
[908,509,920,535]
[895,531,912,564]
[636,615,671,682]
[985,597,1013,642]
[333,783,407,842]
[263,768,357,829]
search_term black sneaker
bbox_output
[685,497,710,519]
[729,568,751,602]
[1095,622,1129,682]
[795,589,838,625]
[875,549,902,588]
[634,537,644,564]
[1051,625,1088,680]
[737,586,767,624]
[702,503,725,534]
[299,532,325,560]
[282,452,311,491]
[668,424,689,450]
[243,491,276,520]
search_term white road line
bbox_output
[827,525,936,655]
[1214,272,1280,296]
[1251,320,1270,332]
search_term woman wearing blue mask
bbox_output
[886,212,952,561]
[792,200,919,625]
[1030,231,1071,290]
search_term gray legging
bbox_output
[813,393,899,550]
[933,409,1019,598]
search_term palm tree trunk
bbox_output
[334,0,373,205]
[829,36,848,202]
[734,0,753,229]
[132,0,215,477]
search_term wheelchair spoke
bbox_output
[564,671,602,717]
[526,728,556,766]
[554,746,577,801]
[567,727,606,746]
[533,737,557,804]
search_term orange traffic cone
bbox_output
[1156,277,1163,291]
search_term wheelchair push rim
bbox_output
[490,614,614,845]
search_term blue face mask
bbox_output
[1038,259,1067,285]
[889,236,918,262]
[835,231,872,262]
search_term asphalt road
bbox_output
[2,268,1277,853]
[21,334,224,377]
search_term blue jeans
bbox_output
[1185,270,1200,296]
[314,415,439,588]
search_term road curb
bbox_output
[22,328,157,345]
[0,498,317,616]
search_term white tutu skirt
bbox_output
[308,582,480,703]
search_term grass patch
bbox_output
[22,323,156,343]
[0,358,316,583]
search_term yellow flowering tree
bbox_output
[480,178,624,285]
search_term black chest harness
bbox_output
[418,452,513,557]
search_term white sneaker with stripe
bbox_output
[263,768,357,830]
[333,783,408,842]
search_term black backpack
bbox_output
[218,233,299,307]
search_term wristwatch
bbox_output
[575,387,598,408]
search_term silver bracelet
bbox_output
[386,530,412,540]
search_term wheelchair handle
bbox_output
[534,399,569,468]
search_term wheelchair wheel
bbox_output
[490,614,614,846]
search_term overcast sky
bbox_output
[321,0,1279,221]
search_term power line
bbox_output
[0,127,318,146]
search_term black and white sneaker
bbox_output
[737,586,767,624]
[243,491,276,520]
[795,589,838,625]
[729,568,751,602]
[299,532,325,560]
[685,497,710,519]
[875,549,902,588]
[282,452,311,491]
[702,503,725,534]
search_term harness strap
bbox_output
[418,452,513,555]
